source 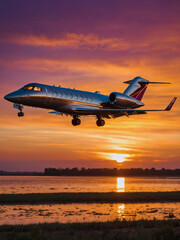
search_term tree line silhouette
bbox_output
[0,168,179,176]
[44,168,180,176]
[0,171,43,176]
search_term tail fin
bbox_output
[123,76,170,101]
[123,77,149,101]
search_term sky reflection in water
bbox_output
[0,176,179,194]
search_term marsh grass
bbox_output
[0,219,179,240]
[0,191,179,204]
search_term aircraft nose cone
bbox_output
[4,93,11,100]
[4,92,20,103]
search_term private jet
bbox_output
[4,76,177,127]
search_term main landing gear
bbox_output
[71,116,105,127]
[96,117,105,127]
[72,116,81,126]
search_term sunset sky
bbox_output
[0,0,179,171]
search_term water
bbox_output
[0,202,179,225]
[0,176,179,225]
[0,176,179,194]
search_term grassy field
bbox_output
[0,191,179,204]
[0,219,179,240]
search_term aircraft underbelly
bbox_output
[51,96,103,113]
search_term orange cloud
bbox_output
[1,33,179,52]
[0,33,130,51]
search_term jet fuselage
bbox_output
[4,76,176,126]
[4,83,143,114]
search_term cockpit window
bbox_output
[23,86,34,90]
[22,86,42,91]
[33,86,42,91]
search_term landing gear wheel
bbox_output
[18,112,24,117]
[76,118,81,125]
[72,119,76,126]
[72,118,81,126]
[96,119,105,127]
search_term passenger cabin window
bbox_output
[23,86,42,91]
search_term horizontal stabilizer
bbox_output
[124,80,171,84]
[148,81,171,84]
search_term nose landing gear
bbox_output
[18,112,24,117]
[96,117,105,127]
[13,104,24,117]
[72,116,81,126]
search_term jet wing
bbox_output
[74,97,177,115]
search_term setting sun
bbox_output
[100,153,131,164]
[110,153,131,163]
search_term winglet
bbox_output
[165,97,177,111]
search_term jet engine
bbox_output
[109,92,143,108]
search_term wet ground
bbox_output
[0,202,179,225]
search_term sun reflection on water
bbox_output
[117,177,125,192]
[117,204,125,219]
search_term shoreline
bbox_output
[0,191,179,204]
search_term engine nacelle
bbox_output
[109,92,144,108]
